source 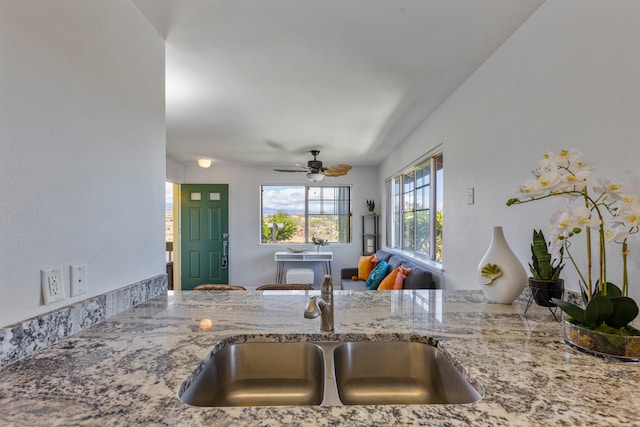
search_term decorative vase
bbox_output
[477,226,527,304]
[563,320,640,362]
[528,278,564,307]
[315,245,320,252]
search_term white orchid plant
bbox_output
[507,148,639,333]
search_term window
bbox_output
[261,185,352,244]
[387,152,443,262]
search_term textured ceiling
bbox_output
[133,0,544,168]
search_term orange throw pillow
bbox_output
[358,255,377,280]
[378,267,400,290]
[393,266,412,290]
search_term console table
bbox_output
[274,251,333,284]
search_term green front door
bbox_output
[180,184,229,290]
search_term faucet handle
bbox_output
[304,296,322,319]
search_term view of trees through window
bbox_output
[261,185,352,244]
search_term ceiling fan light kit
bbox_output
[306,171,325,182]
[273,150,352,182]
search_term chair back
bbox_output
[256,284,314,291]
[194,284,246,291]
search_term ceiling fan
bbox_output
[273,150,352,182]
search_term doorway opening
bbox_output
[166,181,178,289]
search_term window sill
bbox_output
[385,248,444,273]
[258,243,352,248]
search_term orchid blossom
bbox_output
[507,148,639,300]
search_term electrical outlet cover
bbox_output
[41,268,66,305]
[70,264,87,297]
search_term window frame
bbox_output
[260,184,353,245]
[386,151,443,263]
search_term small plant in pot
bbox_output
[366,199,375,214]
[529,229,565,307]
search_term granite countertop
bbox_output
[1,290,639,426]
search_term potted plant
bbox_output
[366,199,375,214]
[507,148,640,361]
[311,236,328,252]
[528,229,564,307]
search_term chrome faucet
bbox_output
[304,275,334,332]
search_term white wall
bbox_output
[177,164,378,288]
[166,157,185,183]
[0,1,166,327]
[380,0,640,303]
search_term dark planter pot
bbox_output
[528,278,564,307]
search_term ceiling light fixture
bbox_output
[197,158,212,168]
[306,171,325,182]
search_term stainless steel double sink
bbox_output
[178,338,483,407]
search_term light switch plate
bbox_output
[467,187,475,205]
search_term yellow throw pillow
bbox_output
[358,255,377,280]
[378,267,400,290]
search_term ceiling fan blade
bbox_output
[324,170,348,177]
[323,164,352,177]
[274,150,350,177]
[326,164,352,170]
[273,168,307,173]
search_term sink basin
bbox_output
[179,342,325,407]
[333,341,482,405]
[179,337,482,407]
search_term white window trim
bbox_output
[386,150,443,264]
[260,184,353,245]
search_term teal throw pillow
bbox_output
[365,260,389,290]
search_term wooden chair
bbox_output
[256,284,314,291]
[194,284,246,291]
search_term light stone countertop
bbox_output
[0,290,639,426]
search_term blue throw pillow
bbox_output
[365,260,389,290]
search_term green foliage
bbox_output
[262,210,297,242]
[366,199,375,212]
[403,208,443,261]
[609,297,640,328]
[552,282,639,330]
[529,229,564,280]
[595,323,640,336]
[584,295,614,329]
[435,210,443,261]
[552,298,586,324]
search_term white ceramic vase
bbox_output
[477,226,527,304]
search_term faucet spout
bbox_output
[303,275,334,332]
